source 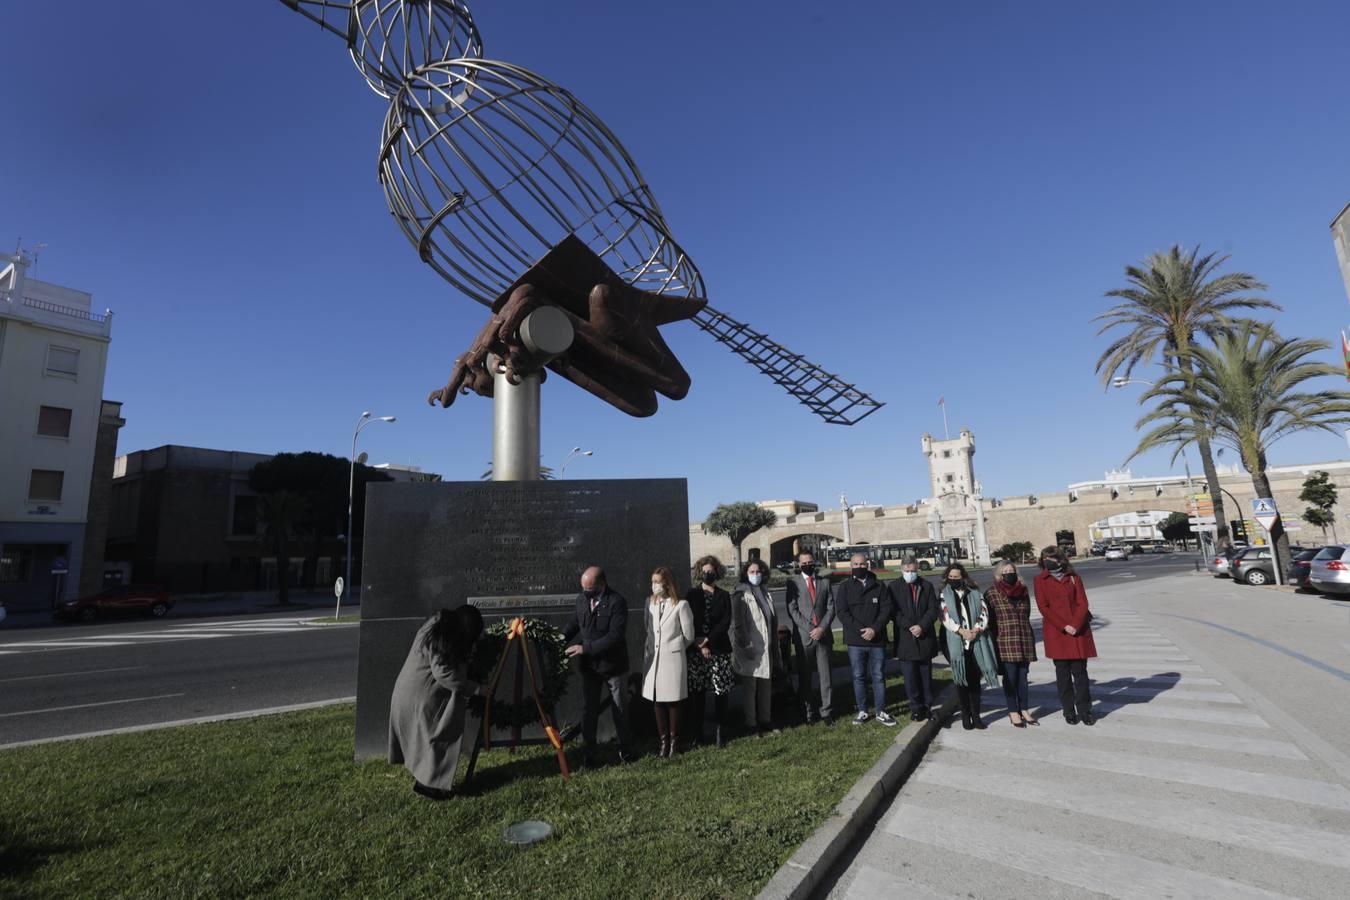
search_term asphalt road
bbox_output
[0,553,1198,748]
[0,610,357,747]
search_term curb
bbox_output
[756,687,959,900]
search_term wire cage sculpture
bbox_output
[279,0,885,425]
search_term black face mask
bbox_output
[800,564,817,576]
[1001,573,1018,586]
[947,578,963,587]
[1043,559,1062,571]
[700,571,717,585]
[583,586,601,599]
[852,567,870,580]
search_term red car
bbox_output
[55,584,172,622]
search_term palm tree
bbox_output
[1096,245,1279,548]
[1128,322,1350,578]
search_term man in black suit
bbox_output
[563,565,632,764]
[888,557,941,721]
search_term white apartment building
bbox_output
[0,250,115,611]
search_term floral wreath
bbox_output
[467,617,572,731]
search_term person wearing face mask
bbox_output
[834,552,898,727]
[985,560,1038,728]
[685,556,736,748]
[887,557,940,722]
[940,562,999,730]
[563,565,633,766]
[1034,546,1098,725]
[641,566,695,757]
[730,559,783,735]
[784,550,835,726]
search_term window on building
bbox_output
[944,474,954,483]
[37,405,73,438]
[45,345,80,378]
[231,494,259,536]
[0,548,34,583]
[942,450,952,458]
[28,469,64,502]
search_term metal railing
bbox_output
[21,296,108,323]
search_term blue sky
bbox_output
[5,0,1349,519]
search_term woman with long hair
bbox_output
[731,559,782,735]
[642,565,695,757]
[685,555,736,748]
[985,559,1038,728]
[388,604,486,799]
[939,563,999,730]
[1034,546,1098,725]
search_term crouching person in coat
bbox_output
[389,604,486,800]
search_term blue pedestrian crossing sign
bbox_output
[1251,498,1279,531]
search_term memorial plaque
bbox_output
[354,478,689,760]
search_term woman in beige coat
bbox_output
[732,559,782,735]
[388,604,485,800]
[642,566,695,757]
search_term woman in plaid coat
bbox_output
[985,560,1038,728]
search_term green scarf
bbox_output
[941,585,1000,688]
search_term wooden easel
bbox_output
[462,617,570,786]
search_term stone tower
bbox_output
[922,428,976,499]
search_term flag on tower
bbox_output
[938,395,945,406]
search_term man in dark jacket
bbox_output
[888,557,941,721]
[784,550,835,725]
[563,565,632,764]
[833,552,897,726]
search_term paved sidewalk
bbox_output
[1,590,355,630]
[825,577,1350,899]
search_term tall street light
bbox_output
[345,411,395,614]
[559,446,593,477]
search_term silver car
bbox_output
[1308,545,1350,595]
[1206,552,1233,577]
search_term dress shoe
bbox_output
[618,750,634,764]
[1081,714,1096,726]
[821,716,834,727]
[962,715,976,731]
[413,782,452,801]
[972,717,987,730]
[1064,714,1079,725]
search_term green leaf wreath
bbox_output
[467,617,572,731]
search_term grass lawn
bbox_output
[0,671,946,899]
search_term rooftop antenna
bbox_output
[29,242,47,274]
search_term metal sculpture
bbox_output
[279,0,884,426]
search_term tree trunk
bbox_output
[1250,466,1290,582]
[732,543,743,578]
[275,533,291,605]
[1178,344,1231,550]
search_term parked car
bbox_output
[54,584,172,622]
[1089,543,1107,557]
[1207,552,1233,577]
[1308,545,1350,596]
[1104,545,1131,561]
[1230,546,1276,585]
[1288,547,1326,589]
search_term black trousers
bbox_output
[955,649,983,718]
[898,660,934,714]
[580,670,630,753]
[1053,659,1093,719]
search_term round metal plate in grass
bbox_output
[503,820,554,846]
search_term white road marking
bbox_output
[1025,684,1243,704]
[884,804,1296,899]
[1032,716,1308,759]
[0,665,148,684]
[844,865,958,899]
[0,692,185,719]
[939,730,1349,810]
[915,761,1350,869]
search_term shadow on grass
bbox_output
[0,825,101,887]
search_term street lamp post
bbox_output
[345,411,395,616]
[558,446,593,477]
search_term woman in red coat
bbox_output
[1033,546,1097,725]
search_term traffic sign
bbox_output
[1251,498,1279,532]
[334,577,345,599]
[51,556,69,575]
[1188,516,1217,526]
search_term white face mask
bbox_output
[902,571,918,583]
[651,582,665,596]
[748,573,763,586]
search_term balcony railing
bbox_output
[21,296,108,323]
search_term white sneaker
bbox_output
[851,711,870,725]
[875,711,898,727]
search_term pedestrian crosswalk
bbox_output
[829,591,1350,899]
[0,618,352,655]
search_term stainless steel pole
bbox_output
[492,361,542,481]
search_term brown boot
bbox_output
[669,728,682,755]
